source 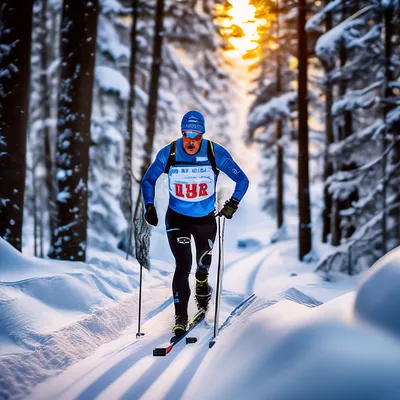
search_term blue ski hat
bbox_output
[181,110,205,134]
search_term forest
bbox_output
[1,1,400,399]
[1,0,400,276]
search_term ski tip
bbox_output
[153,347,167,356]
[186,336,198,344]
[209,340,216,349]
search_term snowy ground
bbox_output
[3,219,400,400]
[2,63,400,400]
[0,219,357,400]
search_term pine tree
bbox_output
[0,0,34,251]
[319,0,335,243]
[313,1,400,274]
[246,0,297,232]
[134,0,166,270]
[297,0,312,259]
[50,0,99,261]
[120,0,139,256]
[40,0,57,250]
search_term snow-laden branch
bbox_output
[330,73,383,115]
[95,66,130,100]
[332,95,379,116]
[340,161,400,216]
[329,121,384,157]
[349,197,400,242]
[387,106,400,126]
[316,5,376,62]
[328,140,396,189]
[247,92,297,139]
[100,0,131,15]
[306,0,342,32]
[347,24,382,50]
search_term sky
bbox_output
[223,0,266,58]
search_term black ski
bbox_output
[153,310,205,356]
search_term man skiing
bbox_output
[142,110,249,337]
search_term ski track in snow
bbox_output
[27,244,322,400]
[224,243,282,296]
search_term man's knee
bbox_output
[197,245,212,273]
[199,254,212,269]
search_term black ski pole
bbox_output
[210,215,225,348]
[136,263,145,338]
[133,189,145,338]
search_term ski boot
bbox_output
[195,278,213,312]
[172,315,188,338]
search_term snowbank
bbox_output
[186,318,400,400]
[355,247,400,338]
[185,247,400,400]
[0,238,170,399]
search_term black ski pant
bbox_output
[166,207,217,319]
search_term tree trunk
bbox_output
[275,0,284,229]
[331,2,352,247]
[40,0,57,252]
[134,0,165,271]
[32,163,38,257]
[382,5,394,254]
[339,38,352,140]
[50,0,99,261]
[337,1,352,142]
[39,193,44,258]
[203,0,212,15]
[297,0,312,260]
[121,0,139,255]
[322,74,334,243]
[140,0,165,177]
[276,120,284,228]
[321,1,334,243]
[0,0,34,251]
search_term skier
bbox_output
[142,110,249,337]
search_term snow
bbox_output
[97,15,130,61]
[247,92,297,136]
[315,6,375,62]
[95,66,130,101]
[100,0,127,15]
[306,0,342,32]
[4,126,396,399]
[3,26,400,399]
[355,247,400,338]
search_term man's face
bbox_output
[182,131,203,155]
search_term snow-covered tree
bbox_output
[246,0,298,232]
[245,0,324,259]
[310,0,400,274]
[20,0,236,257]
[26,0,61,257]
[50,0,100,261]
[0,0,34,251]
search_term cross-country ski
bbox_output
[153,310,206,356]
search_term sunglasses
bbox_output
[182,131,203,142]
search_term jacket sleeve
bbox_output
[214,143,249,202]
[141,145,169,206]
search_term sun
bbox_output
[224,0,265,58]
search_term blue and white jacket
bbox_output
[142,138,249,218]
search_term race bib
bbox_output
[169,165,215,202]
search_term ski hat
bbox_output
[181,110,205,134]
